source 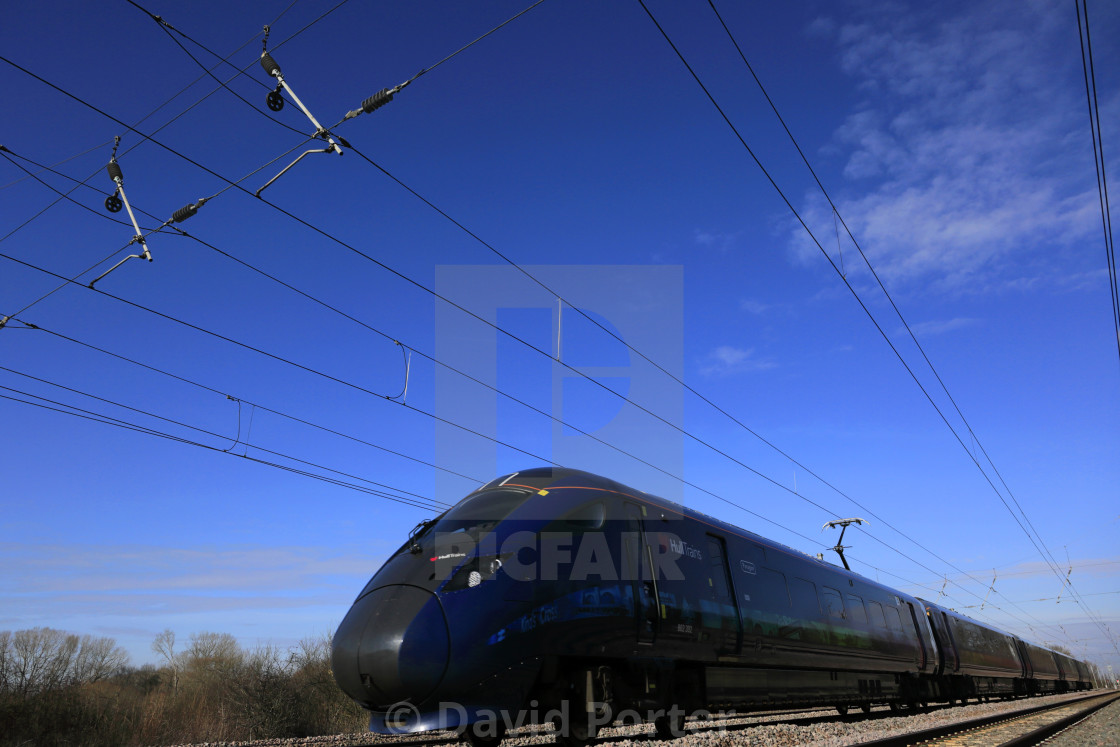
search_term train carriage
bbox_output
[331,468,1095,745]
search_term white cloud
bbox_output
[906,317,978,338]
[699,345,775,377]
[694,228,742,253]
[792,0,1118,293]
[0,542,383,596]
[739,298,769,315]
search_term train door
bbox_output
[905,602,927,670]
[940,611,960,673]
[623,502,658,645]
[703,534,741,656]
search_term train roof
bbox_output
[480,467,910,601]
[467,467,1095,674]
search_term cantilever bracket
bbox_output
[90,149,152,288]
[822,517,869,571]
[254,146,336,197]
[255,48,343,197]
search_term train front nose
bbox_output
[331,585,450,708]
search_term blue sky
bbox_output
[2,0,1118,676]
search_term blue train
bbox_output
[331,468,1097,745]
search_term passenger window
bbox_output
[790,578,820,615]
[821,587,845,619]
[760,568,790,608]
[846,594,867,624]
[868,601,886,629]
[886,606,904,632]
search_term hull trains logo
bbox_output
[666,535,702,561]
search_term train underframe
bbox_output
[455,655,1084,746]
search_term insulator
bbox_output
[266,89,284,112]
[172,203,198,223]
[260,51,281,78]
[105,194,123,213]
[106,160,124,184]
[361,88,394,114]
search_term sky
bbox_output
[1,0,1118,678]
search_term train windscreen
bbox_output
[432,488,534,537]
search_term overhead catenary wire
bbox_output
[73,0,872,547]
[155,0,1072,642]
[2,150,746,503]
[0,335,1078,645]
[0,0,349,254]
[0,150,924,590]
[702,0,1115,640]
[330,70,1101,649]
[0,10,356,325]
[123,0,547,192]
[4,293,1078,646]
[0,137,315,312]
[0,384,447,513]
[0,140,113,192]
[12,319,483,487]
[3,364,1041,642]
[705,0,1110,637]
[0,57,856,527]
[130,5,314,142]
[702,0,1116,652]
[0,366,445,510]
[0,62,1086,651]
[2,14,1102,658]
[0,254,825,556]
[1,153,710,498]
[635,0,1119,657]
[340,0,548,122]
[123,0,548,140]
[1076,0,1119,375]
[1,328,1057,640]
[0,165,859,563]
[0,250,566,473]
[1,271,1085,651]
[2,25,904,589]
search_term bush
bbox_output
[0,628,368,746]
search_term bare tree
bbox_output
[2,628,130,695]
[0,630,11,692]
[186,631,241,663]
[183,631,243,685]
[8,628,69,693]
[72,634,129,683]
[152,628,180,693]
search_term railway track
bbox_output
[856,691,1120,747]
[162,693,1115,747]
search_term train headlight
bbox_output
[445,554,508,592]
